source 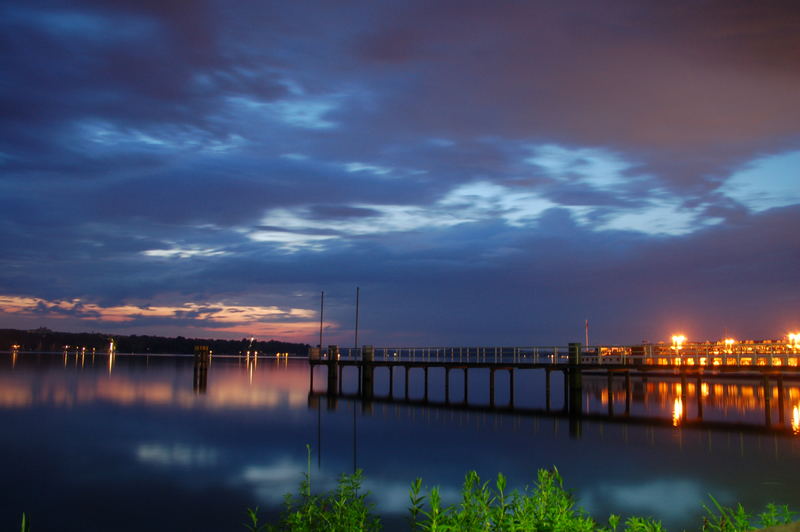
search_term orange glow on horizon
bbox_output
[209,321,332,343]
[0,294,326,343]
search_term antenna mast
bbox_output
[585,319,589,346]
[319,291,324,349]
[354,287,360,349]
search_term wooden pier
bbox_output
[308,343,800,437]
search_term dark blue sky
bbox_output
[1,1,798,345]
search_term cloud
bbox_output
[0,295,317,328]
[525,145,633,189]
[344,162,393,176]
[142,247,227,259]
[137,443,218,468]
[227,95,342,130]
[0,0,798,346]
[235,456,460,515]
[720,150,800,212]
[248,176,723,252]
[580,478,731,521]
[594,198,723,236]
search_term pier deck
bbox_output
[308,343,800,437]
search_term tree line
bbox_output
[0,327,310,355]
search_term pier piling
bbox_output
[696,377,703,419]
[308,340,800,437]
[490,368,495,407]
[567,343,583,417]
[361,345,375,399]
[509,370,515,407]
[193,345,210,394]
[327,345,339,394]
[763,376,771,426]
[625,373,631,415]
[545,369,551,411]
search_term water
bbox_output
[1,352,799,531]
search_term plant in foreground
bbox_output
[244,506,270,532]
[249,458,797,532]
[250,444,380,532]
[409,467,653,532]
[702,494,795,531]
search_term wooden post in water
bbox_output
[696,377,703,419]
[777,375,785,423]
[464,368,469,403]
[567,343,583,438]
[545,368,551,411]
[625,373,631,415]
[680,374,688,421]
[327,345,339,394]
[309,346,321,361]
[509,370,515,407]
[607,371,614,416]
[424,366,429,402]
[389,366,394,398]
[361,345,374,399]
[404,365,409,399]
[193,345,210,394]
[489,368,495,407]
[445,367,450,403]
[763,375,771,426]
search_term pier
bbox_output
[308,342,800,438]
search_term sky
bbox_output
[1,0,798,346]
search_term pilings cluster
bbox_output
[310,343,589,418]
[309,342,800,438]
[193,345,211,394]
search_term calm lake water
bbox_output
[1,352,799,531]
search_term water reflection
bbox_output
[4,353,800,438]
[193,357,209,394]
[2,352,800,532]
[0,353,309,410]
[672,397,683,427]
[312,361,800,438]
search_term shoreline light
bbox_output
[788,333,800,351]
[671,335,686,351]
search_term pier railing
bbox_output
[310,344,800,368]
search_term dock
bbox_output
[308,342,800,438]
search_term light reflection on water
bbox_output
[0,354,307,410]
[0,353,799,532]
